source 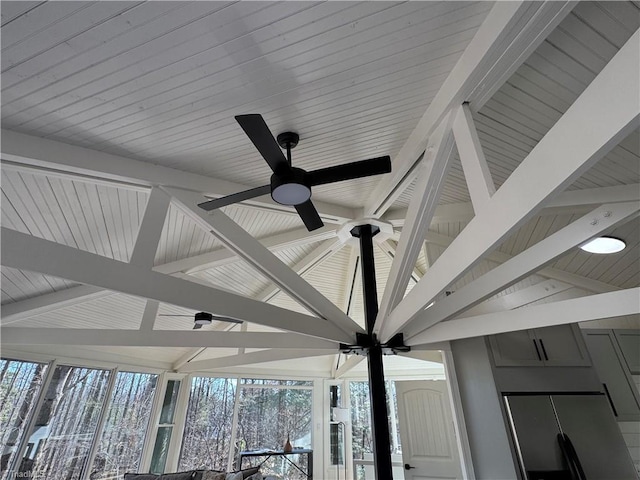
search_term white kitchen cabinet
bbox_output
[614,330,640,374]
[490,324,591,367]
[584,330,640,422]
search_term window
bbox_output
[0,359,48,480]
[178,377,236,472]
[91,371,158,479]
[21,365,112,480]
[149,379,181,474]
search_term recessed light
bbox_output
[580,236,626,254]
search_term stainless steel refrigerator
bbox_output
[503,393,638,479]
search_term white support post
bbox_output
[408,288,640,345]
[452,103,496,213]
[382,30,640,342]
[364,1,576,217]
[129,187,171,268]
[403,202,639,339]
[1,227,352,342]
[167,187,363,337]
[375,117,455,333]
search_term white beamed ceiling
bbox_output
[1,1,639,370]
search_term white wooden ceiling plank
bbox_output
[96,184,127,262]
[75,181,112,258]
[32,2,475,141]
[1,227,353,342]
[408,288,640,346]
[494,83,564,129]
[1,1,246,116]
[2,2,141,70]
[507,68,573,112]
[547,26,610,76]
[1,2,186,92]
[28,174,78,247]
[70,24,475,155]
[526,44,590,93]
[0,189,30,234]
[47,177,93,253]
[1,2,42,27]
[0,1,89,50]
[573,2,636,47]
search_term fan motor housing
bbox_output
[271,167,311,206]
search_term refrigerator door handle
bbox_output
[557,434,579,480]
[563,433,587,480]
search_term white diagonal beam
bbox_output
[162,225,337,275]
[333,355,364,379]
[0,228,352,342]
[382,30,640,341]
[2,225,336,324]
[408,288,640,346]
[365,1,576,216]
[129,187,171,268]
[179,348,333,372]
[0,129,355,224]
[424,230,620,295]
[375,117,455,332]
[167,187,364,337]
[403,202,639,339]
[452,103,496,212]
[0,328,338,349]
[0,285,110,325]
[377,240,422,283]
[139,300,159,332]
[382,184,640,227]
[460,279,574,318]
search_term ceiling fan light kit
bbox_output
[198,114,392,231]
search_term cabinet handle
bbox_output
[539,339,549,361]
[533,339,542,361]
[603,383,618,417]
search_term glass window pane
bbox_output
[149,426,172,474]
[159,380,180,424]
[178,377,236,472]
[0,359,48,480]
[237,387,312,480]
[241,379,313,387]
[90,372,158,480]
[23,365,111,480]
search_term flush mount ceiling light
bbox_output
[580,236,626,254]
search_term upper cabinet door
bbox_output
[534,325,591,367]
[489,330,542,367]
[614,330,640,374]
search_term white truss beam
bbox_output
[1,228,352,342]
[408,288,640,346]
[180,348,333,373]
[376,241,422,284]
[139,301,159,332]
[424,230,620,295]
[167,187,363,337]
[383,184,640,227]
[375,117,455,333]
[382,30,640,342]
[333,355,364,379]
[129,187,171,268]
[452,103,496,213]
[0,129,355,224]
[403,202,639,339]
[0,328,338,349]
[364,1,576,217]
[460,279,574,318]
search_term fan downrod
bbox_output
[276,132,299,150]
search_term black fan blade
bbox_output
[211,315,243,325]
[295,200,324,231]
[198,184,271,211]
[235,114,289,174]
[307,155,391,186]
[193,323,203,330]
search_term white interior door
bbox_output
[396,380,462,480]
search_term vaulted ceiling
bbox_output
[1,1,638,375]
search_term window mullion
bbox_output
[226,376,243,472]
[80,366,119,480]
[8,359,58,477]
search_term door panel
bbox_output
[535,325,590,366]
[396,381,462,480]
[552,394,638,479]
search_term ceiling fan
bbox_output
[198,114,392,231]
[159,311,243,330]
